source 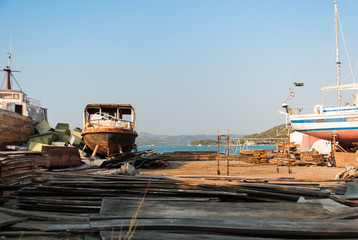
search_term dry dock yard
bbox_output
[1,149,358,240]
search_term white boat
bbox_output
[281,1,358,148]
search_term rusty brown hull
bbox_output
[82,130,137,156]
[0,109,35,150]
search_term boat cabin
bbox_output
[0,88,47,123]
[83,103,136,132]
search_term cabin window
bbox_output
[121,113,132,122]
[13,94,20,99]
[119,109,132,121]
[316,119,325,123]
[86,107,133,123]
[0,93,12,99]
[101,108,117,119]
[87,108,100,121]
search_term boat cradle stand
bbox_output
[330,135,347,167]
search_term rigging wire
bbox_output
[337,12,356,84]
[0,74,5,89]
[11,73,22,91]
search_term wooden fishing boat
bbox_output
[0,49,47,150]
[81,103,138,156]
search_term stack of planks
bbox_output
[166,151,219,161]
[277,142,300,157]
[298,150,325,166]
[277,142,298,152]
[0,151,48,186]
[101,150,169,169]
[1,171,358,239]
[240,149,268,163]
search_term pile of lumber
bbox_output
[275,142,325,166]
[166,151,219,161]
[0,151,48,186]
[240,149,268,163]
[164,151,240,162]
[101,150,169,169]
[1,171,358,239]
[277,142,300,156]
[298,150,325,166]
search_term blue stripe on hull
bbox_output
[291,119,316,123]
[324,108,358,112]
[298,127,358,132]
[291,117,347,123]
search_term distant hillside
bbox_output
[243,124,290,139]
[137,124,288,144]
[137,132,244,144]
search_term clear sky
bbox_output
[1,0,358,135]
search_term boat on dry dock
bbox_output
[81,103,138,156]
[0,49,47,150]
[281,1,358,148]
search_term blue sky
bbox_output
[1,0,358,135]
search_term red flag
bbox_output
[290,91,295,97]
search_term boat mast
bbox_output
[335,0,341,107]
[2,42,21,91]
[3,42,13,90]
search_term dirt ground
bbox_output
[139,160,346,185]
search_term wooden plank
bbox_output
[0,231,59,236]
[17,196,102,206]
[335,152,358,167]
[1,168,36,178]
[173,178,330,198]
[100,230,286,240]
[0,206,89,222]
[330,194,358,207]
[9,220,52,231]
[90,218,358,238]
[0,212,26,229]
[307,198,349,213]
[18,203,100,213]
[0,151,44,155]
[345,180,358,200]
[330,206,358,219]
[45,222,91,232]
[45,181,198,190]
[18,185,248,200]
[100,199,329,220]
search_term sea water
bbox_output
[138,144,276,154]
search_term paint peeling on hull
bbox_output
[82,132,137,156]
[0,109,35,150]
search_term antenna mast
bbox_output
[335,0,341,107]
[5,54,12,90]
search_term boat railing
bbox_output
[289,106,310,115]
[27,97,42,107]
[289,104,358,115]
[88,118,133,130]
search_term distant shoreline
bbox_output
[137,142,276,146]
